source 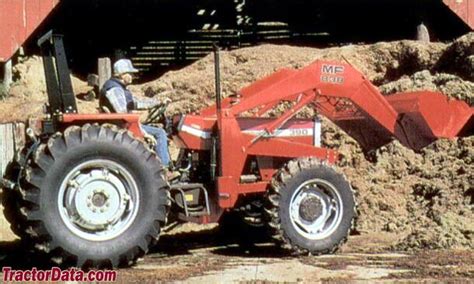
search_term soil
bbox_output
[1,56,97,123]
[1,226,472,282]
[0,33,473,264]
[0,204,15,242]
[380,70,474,105]
[341,137,473,251]
[135,40,449,116]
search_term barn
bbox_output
[1,0,473,81]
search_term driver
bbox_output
[99,59,171,169]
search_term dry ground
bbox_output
[1,224,473,282]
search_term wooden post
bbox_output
[416,23,430,42]
[98,57,111,90]
[0,123,24,179]
[0,122,24,241]
[3,60,12,91]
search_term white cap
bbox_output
[113,59,139,75]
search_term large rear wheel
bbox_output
[11,124,169,268]
[264,158,356,255]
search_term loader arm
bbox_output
[177,58,472,209]
[214,60,473,151]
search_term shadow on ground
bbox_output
[0,226,288,270]
[0,240,52,270]
[151,226,289,258]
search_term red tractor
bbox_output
[2,33,472,269]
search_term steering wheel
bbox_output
[144,103,167,125]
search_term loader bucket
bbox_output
[388,91,473,151]
[330,91,473,151]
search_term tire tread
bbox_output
[263,157,357,256]
[7,124,170,268]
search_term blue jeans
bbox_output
[141,124,170,167]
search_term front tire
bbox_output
[264,158,355,255]
[13,124,169,268]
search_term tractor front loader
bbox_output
[1,33,472,269]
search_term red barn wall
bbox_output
[0,0,59,61]
[443,0,474,29]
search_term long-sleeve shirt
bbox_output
[99,78,159,113]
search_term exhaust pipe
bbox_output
[213,44,222,111]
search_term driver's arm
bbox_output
[134,98,166,110]
[105,87,128,113]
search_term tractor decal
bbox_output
[180,124,211,139]
[321,64,345,84]
[242,128,313,137]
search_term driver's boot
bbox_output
[164,168,181,182]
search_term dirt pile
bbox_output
[380,71,474,105]
[394,138,473,250]
[339,137,473,250]
[436,33,474,81]
[9,56,91,98]
[140,40,449,115]
[0,56,95,123]
[377,33,474,106]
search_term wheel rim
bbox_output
[289,178,343,240]
[58,159,140,241]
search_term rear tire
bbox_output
[10,124,170,268]
[2,147,31,238]
[264,158,355,255]
[2,188,26,237]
